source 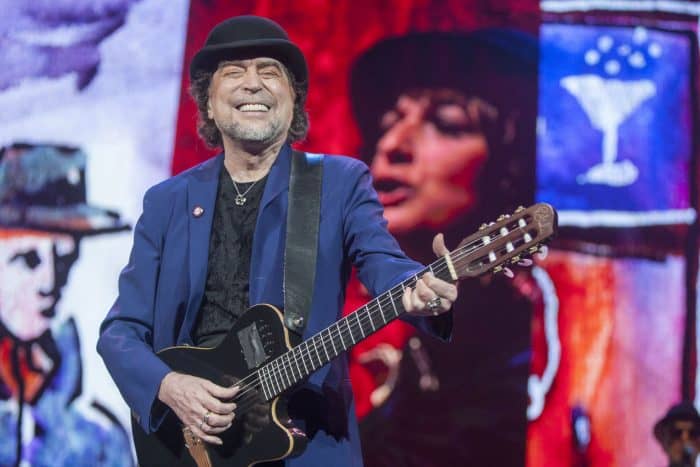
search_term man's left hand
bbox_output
[402,233,458,316]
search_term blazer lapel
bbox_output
[249,145,292,306]
[181,155,223,342]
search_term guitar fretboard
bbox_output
[255,260,454,400]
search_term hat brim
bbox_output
[0,204,131,236]
[189,38,308,86]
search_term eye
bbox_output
[222,67,245,77]
[429,104,480,136]
[259,68,280,78]
[10,250,41,270]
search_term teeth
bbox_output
[238,104,269,112]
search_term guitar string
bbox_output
[229,223,537,409]
[230,224,537,410]
[229,222,538,407]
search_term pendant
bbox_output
[235,194,246,206]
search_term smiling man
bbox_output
[97,15,458,467]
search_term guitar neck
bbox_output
[256,259,453,401]
[255,202,556,401]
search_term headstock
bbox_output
[449,203,557,279]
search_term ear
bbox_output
[207,99,213,119]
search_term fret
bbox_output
[283,353,294,385]
[368,304,376,331]
[355,312,365,338]
[305,339,316,371]
[292,348,303,380]
[269,360,280,395]
[310,337,321,369]
[327,327,338,357]
[259,369,269,400]
[320,333,331,362]
[379,297,387,324]
[336,322,346,350]
[345,317,356,344]
[276,356,287,389]
[274,357,285,392]
[299,342,310,375]
[389,288,400,318]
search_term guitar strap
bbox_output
[283,150,323,346]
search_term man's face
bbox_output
[207,57,295,148]
[0,231,76,341]
[369,90,490,235]
[662,420,700,464]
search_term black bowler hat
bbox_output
[0,143,130,235]
[189,15,308,86]
[654,401,700,442]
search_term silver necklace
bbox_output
[231,178,259,206]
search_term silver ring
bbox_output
[426,296,442,313]
[204,411,211,425]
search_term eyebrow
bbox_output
[218,59,283,71]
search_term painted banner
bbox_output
[0,0,189,464]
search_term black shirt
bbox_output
[192,166,267,347]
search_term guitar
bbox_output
[132,203,557,467]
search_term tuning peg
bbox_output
[528,246,539,254]
[510,255,521,264]
[502,267,514,279]
[497,215,506,221]
[493,265,503,274]
[517,258,533,267]
[515,206,525,213]
[536,245,549,260]
[479,223,488,230]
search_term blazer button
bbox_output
[192,205,204,217]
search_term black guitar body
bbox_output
[132,304,308,467]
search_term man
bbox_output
[97,15,457,466]
[346,30,541,466]
[0,143,132,466]
[654,402,700,467]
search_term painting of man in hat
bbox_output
[0,143,133,466]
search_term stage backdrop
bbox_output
[1,1,698,467]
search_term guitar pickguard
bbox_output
[237,321,269,370]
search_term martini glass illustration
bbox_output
[561,74,656,187]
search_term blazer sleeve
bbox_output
[340,158,452,341]
[97,184,174,433]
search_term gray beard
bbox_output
[219,120,284,145]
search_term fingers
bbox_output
[422,273,458,303]
[403,273,458,316]
[204,380,240,401]
[189,424,224,446]
[432,233,449,257]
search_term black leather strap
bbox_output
[284,150,323,344]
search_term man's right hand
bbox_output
[157,371,239,445]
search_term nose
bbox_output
[242,68,263,92]
[374,118,415,170]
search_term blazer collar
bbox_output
[259,144,292,211]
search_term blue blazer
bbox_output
[97,146,451,466]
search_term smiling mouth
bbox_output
[374,179,414,207]
[236,103,270,112]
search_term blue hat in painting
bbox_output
[0,143,130,235]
